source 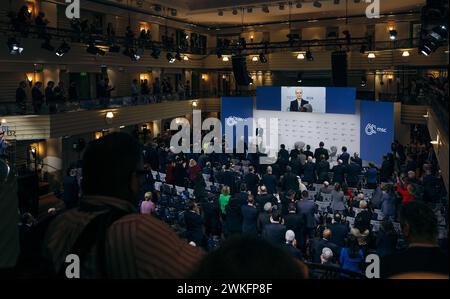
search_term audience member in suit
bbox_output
[221,163,237,194]
[303,145,314,159]
[376,220,398,258]
[346,160,362,188]
[280,190,296,216]
[330,183,346,214]
[296,190,317,241]
[370,185,383,210]
[351,201,371,248]
[339,146,350,165]
[289,153,302,176]
[381,185,397,221]
[283,230,303,260]
[262,210,287,246]
[284,203,305,250]
[244,166,260,196]
[202,195,221,237]
[184,202,205,247]
[281,166,299,193]
[241,195,258,235]
[421,164,438,203]
[234,184,250,209]
[311,229,340,263]
[314,142,329,162]
[380,155,394,182]
[256,186,277,212]
[316,155,330,184]
[257,202,272,234]
[225,195,243,237]
[303,156,317,184]
[278,144,290,172]
[174,158,187,186]
[331,159,346,185]
[365,162,379,189]
[262,166,278,194]
[289,88,309,112]
[350,152,363,168]
[327,213,349,248]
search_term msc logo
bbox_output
[225,116,249,127]
[365,123,387,136]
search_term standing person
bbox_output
[339,236,365,275]
[314,142,329,161]
[177,81,185,100]
[131,79,139,105]
[218,185,231,220]
[332,159,346,185]
[45,81,56,113]
[338,146,350,165]
[376,220,398,258]
[365,162,378,189]
[184,202,204,248]
[316,155,330,184]
[185,80,191,99]
[262,166,278,195]
[303,156,316,184]
[262,210,286,246]
[140,192,155,215]
[153,78,161,103]
[241,195,258,235]
[16,81,27,114]
[244,166,260,196]
[330,183,345,214]
[351,152,363,168]
[283,203,305,250]
[141,79,150,103]
[31,82,44,114]
[63,167,79,209]
[68,81,78,103]
[296,190,317,243]
[104,78,114,107]
[283,230,303,260]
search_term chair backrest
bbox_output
[322,193,332,201]
[154,182,162,191]
[175,185,186,195]
[159,172,166,182]
[151,170,158,180]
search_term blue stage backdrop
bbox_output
[256,87,281,111]
[221,97,254,149]
[360,101,394,165]
[326,87,356,114]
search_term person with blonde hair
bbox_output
[140,191,155,215]
[188,158,201,182]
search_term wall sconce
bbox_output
[367,52,376,59]
[387,74,394,81]
[222,56,230,62]
[183,55,189,61]
[297,53,305,60]
[30,146,37,159]
[94,132,103,140]
[250,35,254,42]
[201,74,208,81]
[105,111,115,124]
[402,50,410,57]
[26,73,34,87]
[192,101,198,108]
[252,56,259,62]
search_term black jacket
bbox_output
[262,223,287,246]
[314,147,329,161]
[327,222,350,248]
[262,173,278,194]
[281,172,299,192]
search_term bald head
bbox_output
[323,229,332,240]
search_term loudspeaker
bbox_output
[232,56,252,86]
[331,51,348,87]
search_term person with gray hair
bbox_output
[257,202,272,234]
[283,230,303,260]
[320,247,334,264]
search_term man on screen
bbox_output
[289,88,310,112]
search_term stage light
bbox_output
[296,1,302,8]
[313,1,322,8]
[109,44,121,53]
[297,53,305,60]
[87,43,105,56]
[402,50,410,57]
[262,5,269,13]
[151,47,161,59]
[367,52,376,58]
[252,55,259,62]
[55,41,70,57]
[105,111,114,119]
[306,50,313,61]
[167,52,176,63]
[222,56,229,62]
[7,38,23,55]
[419,39,437,56]
[41,40,55,52]
[389,29,397,41]
[259,53,268,63]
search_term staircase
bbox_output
[401,105,429,125]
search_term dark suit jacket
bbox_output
[221,170,237,194]
[244,172,260,196]
[283,243,303,260]
[327,222,350,248]
[346,163,361,186]
[339,152,350,165]
[284,213,305,243]
[262,223,287,246]
[296,200,317,229]
[241,205,258,235]
[303,162,317,183]
[316,160,330,183]
[281,172,299,192]
[332,164,346,184]
[184,211,204,244]
[289,99,309,112]
[263,173,278,194]
[256,194,277,212]
[314,147,329,161]
[311,238,340,263]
